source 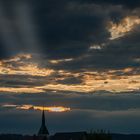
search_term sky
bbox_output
[0,0,140,135]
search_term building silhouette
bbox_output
[0,110,114,140]
[51,132,87,140]
[38,109,49,139]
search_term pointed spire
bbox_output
[42,109,45,126]
[38,109,49,136]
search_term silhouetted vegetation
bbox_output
[87,130,112,140]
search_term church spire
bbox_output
[38,109,49,137]
[42,109,45,126]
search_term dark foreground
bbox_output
[1,132,140,140]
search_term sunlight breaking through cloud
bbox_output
[1,54,140,94]
[2,104,71,112]
[0,87,44,93]
[108,16,140,40]
[0,54,54,76]
[49,58,74,64]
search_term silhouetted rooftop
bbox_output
[52,131,87,140]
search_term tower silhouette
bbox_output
[38,109,49,138]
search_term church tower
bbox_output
[38,109,49,138]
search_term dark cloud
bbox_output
[32,1,110,59]
[80,0,140,9]
[49,24,140,71]
[1,91,140,111]
[0,0,139,64]
[0,0,110,59]
[0,74,48,88]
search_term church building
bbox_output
[38,109,49,140]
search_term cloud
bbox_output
[80,0,140,8]
[1,104,70,112]
[108,16,140,40]
[1,90,140,112]
[1,54,140,93]
[0,0,110,59]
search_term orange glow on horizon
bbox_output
[16,105,71,112]
[34,106,71,112]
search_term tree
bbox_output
[87,130,112,140]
